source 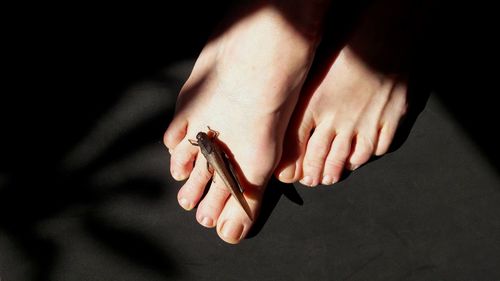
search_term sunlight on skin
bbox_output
[276,47,408,187]
[164,2,330,244]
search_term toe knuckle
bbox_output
[304,158,324,170]
[359,135,376,154]
[173,155,189,167]
[334,144,350,158]
[213,181,229,194]
[194,166,211,183]
[325,157,345,169]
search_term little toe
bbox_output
[170,139,199,181]
[376,84,408,155]
[196,174,231,228]
[177,155,213,211]
[322,133,351,185]
[375,121,397,155]
[301,124,335,187]
[164,118,188,152]
[346,134,376,170]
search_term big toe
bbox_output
[276,157,303,184]
[216,188,263,244]
[275,113,312,184]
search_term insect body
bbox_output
[189,127,253,220]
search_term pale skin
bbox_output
[164,1,408,243]
[276,47,408,186]
[276,0,411,186]
[164,3,323,244]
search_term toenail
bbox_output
[322,175,333,185]
[278,165,295,181]
[172,169,187,181]
[179,198,192,210]
[221,221,244,241]
[300,176,314,187]
[201,216,214,228]
[171,168,180,180]
[331,177,338,184]
[350,164,360,171]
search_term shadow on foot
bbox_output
[389,70,432,153]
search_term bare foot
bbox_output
[276,46,408,186]
[276,0,415,186]
[164,3,326,243]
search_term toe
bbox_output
[375,121,397,155]
[301,123,335,187]
[164,118,188,151]
[375,83,407,155]
[195,173,231,228]
[347,133,376,170]
[177,155,213,211]
[170,139,199,181]
[276,160,301,184]
[216,188,262,244]
[275,111,313,183]
[218,218,246,245]
[322,132,351,185]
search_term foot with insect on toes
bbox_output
[164,1,329,244]
[188,127,253,220]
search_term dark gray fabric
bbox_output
[1,3,498,281]
[2,63,499,280]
